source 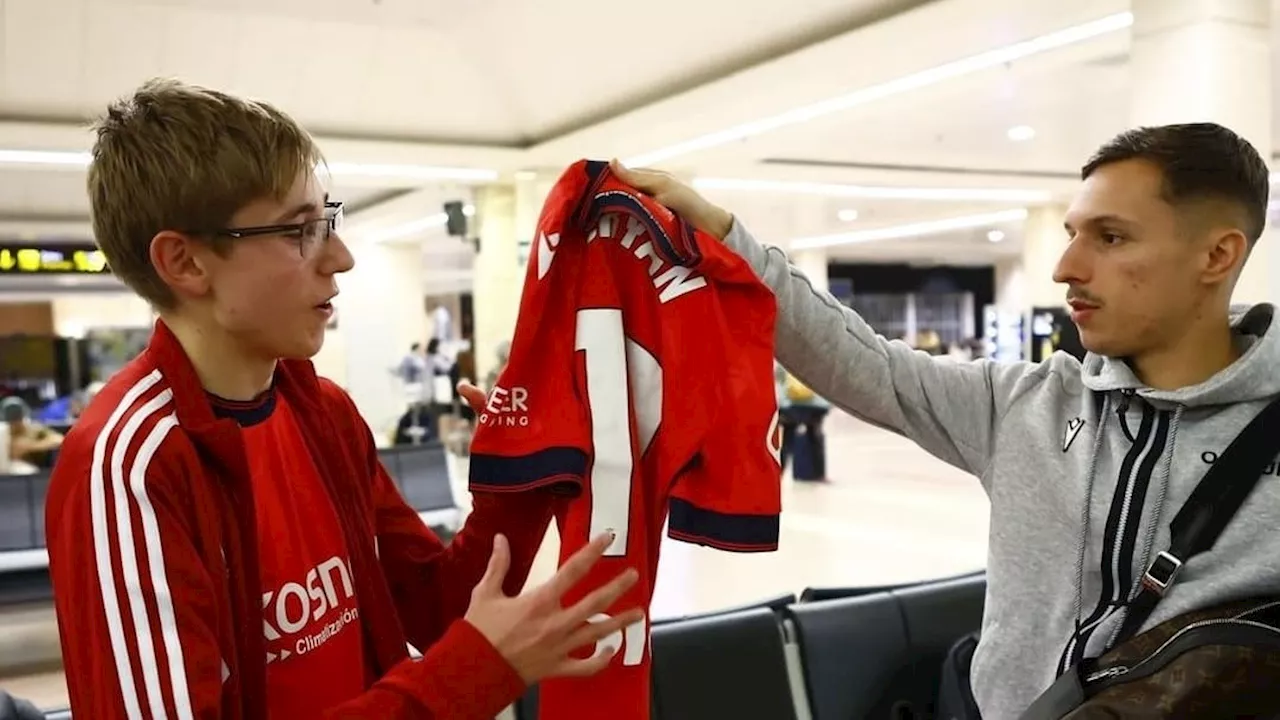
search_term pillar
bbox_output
[1129,0,1274,304]
[338,239,428,440]
[1020,205,1069,310]
[471,172,558,384]
[471,185,521,387]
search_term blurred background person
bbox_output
[2,397,62,471]
[781,370,830,483]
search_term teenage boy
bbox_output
[46,79,642,719]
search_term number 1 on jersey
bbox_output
[576,309,633,557]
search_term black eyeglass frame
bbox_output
[200,201,344,256]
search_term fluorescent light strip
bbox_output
[0,149,92,166]
[366,213,448,243]
[0,149,496,181]
[325,162,497,182]
[364,204,475,244]
[694,177,1052,203]
[790,208,1028,250]
[624,12,1134,167]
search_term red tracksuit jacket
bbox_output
[45,320,555,719]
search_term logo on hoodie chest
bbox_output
[1063,417,1085,452]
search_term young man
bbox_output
[46,79,642,719]
[613,123,1280,717]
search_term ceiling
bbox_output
[0,0,1275,292]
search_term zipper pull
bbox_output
[1116,389,1135,416]
[1085,665,1128,683]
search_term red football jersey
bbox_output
[219,391,368,718]
[469,160,783,720]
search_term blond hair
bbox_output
[87,78,322,308]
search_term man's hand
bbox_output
[466,532,644,683]
[457,381,488,415]
[608,159,736,241]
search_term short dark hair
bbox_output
[1082,123,1271,244]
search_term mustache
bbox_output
[1066,289,1103,306]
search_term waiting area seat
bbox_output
[0,472,49,552]
[788,572,987,720]
[651,604,801,720]
[515,593,802,720]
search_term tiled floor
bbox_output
[0,410,991,710]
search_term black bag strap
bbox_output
[1113,394,1280,644]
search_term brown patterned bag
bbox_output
[1054,597,1280,719]
[1020,396,1280,720]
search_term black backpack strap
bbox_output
[1113,394,1280,644]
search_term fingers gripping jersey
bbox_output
[469,160,782,720]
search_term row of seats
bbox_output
[0,440,459,555]
[515,571,986,720]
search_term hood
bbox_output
[1081,303,1280,407]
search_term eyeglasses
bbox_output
[207,201,344,258]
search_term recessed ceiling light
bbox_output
[837,209,859,222]
[987,229,1006,243]
[1007,125,1036,142]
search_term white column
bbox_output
[791,249,829,295]
[472,173,558,384]
[1020,205,1068,310]
[338,240,427,439]
[471,185,522,386]
[1129,0,1273,304]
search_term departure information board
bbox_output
[0,244,109,275]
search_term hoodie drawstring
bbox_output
[1066,394,1110,652]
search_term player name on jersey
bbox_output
[585,213,708,304]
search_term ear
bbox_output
[149,230,213,300]
[1201,229,1250,285]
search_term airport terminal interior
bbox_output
[3,0,1280,718]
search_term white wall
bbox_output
[312,320,348,389]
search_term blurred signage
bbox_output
[0,244,109,275]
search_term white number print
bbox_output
[587,611,648,667]
[575,309,662,557]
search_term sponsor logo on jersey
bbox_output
[262,556,359,664]
[480,385,531,428]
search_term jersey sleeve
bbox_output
[667,242,783,552]
[468,194,591,497]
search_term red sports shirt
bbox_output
[212,391,367,718]
[469,159,783,720]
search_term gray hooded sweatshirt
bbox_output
[724,221,1280,719]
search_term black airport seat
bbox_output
[377,442,456,513]
[650,605,798,720]
[798,568,984,603]
[788,572,987,720]
[0,473,44,551]
[394,443,454,512]
[652,591,797,626]
[516,593,800,720]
